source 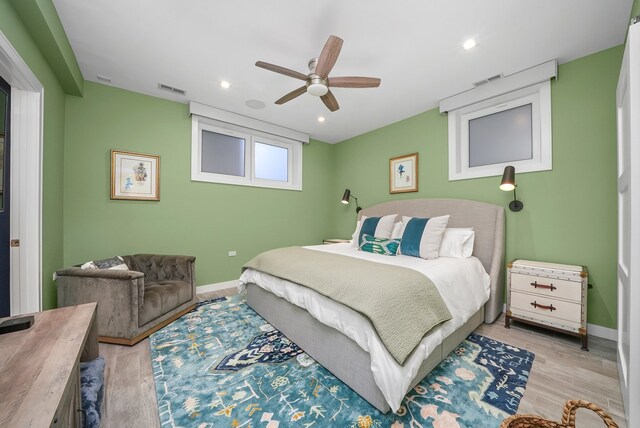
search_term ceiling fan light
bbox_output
[307,83,328,97]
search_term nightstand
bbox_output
[505,259,588,351]
[323,239,350,244]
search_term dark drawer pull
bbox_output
[531,301,556,311]
[530,281,556,291]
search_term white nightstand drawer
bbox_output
[510,273,582,302]
[510,290,582,325]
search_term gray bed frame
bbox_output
[246,198,505,413]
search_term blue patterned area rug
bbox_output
[149,294,534,428]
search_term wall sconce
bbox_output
[341,189,362,213]
[499,166,524,212]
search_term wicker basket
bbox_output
[500,400,619,428]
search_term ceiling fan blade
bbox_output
[321,90,339,112]
[255,61,308,81]
[328,76,381,88]
[275,86,308,104]
[315,35,343,78]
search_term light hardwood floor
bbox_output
[100,288,627,428]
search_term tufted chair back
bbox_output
[122,254,195,283]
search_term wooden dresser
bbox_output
[505,259,588,350]
[0,303,98,427]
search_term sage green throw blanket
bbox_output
[243,247,452,365]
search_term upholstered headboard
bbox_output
[359,198,505,323]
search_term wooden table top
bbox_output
[0,303,97,427]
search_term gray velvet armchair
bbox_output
[56,254,197,345]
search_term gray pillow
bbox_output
[81,256,128,270]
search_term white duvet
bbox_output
[238,243,490,412]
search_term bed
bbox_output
[239,198,505,413]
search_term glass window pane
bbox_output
[255,142,288,182]
[468,103,533,167]
[201,130,245,177]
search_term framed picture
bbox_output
[389,152,418,194]
[111,150,160,201]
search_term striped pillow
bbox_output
[398,215,450,259]
[351,214,398,248]
[359,234,401,256]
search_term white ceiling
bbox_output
[53,0,632,144]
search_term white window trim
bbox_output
[190,101,309,144]
[191,115,302,191]
[448,80,552,181]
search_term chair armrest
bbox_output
[56,267,144,280]
[56,267,145,338]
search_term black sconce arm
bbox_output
[509,187,524,212]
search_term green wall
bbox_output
[331,46,623,329]
[63,81,335,285]
[0,0,68,310]
[632,0,640,22]
[9,0,83,95]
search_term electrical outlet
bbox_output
[228,251,237,257]
[52,272,57,282]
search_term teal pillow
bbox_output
[358,234,401,256]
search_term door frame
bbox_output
[0,30,43,315]
[616,22,639,428]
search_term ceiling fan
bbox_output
[255,35,381,112]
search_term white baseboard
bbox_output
[196,280,239,294]
[502,304,617,341]
[587,323,617,341]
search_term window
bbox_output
[201,129,246,177]
[254,141,289,182]
[447,81,552,181]
[441,60,556,181]
[190,106,304,191]
[468,103,533,167]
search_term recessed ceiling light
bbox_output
[245,99,265,109]
[220,80,231,89]
[463,39,477,50]
[317,116,326,123]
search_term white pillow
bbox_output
[351,214,398,248]
[350,220,361,246]
[439,228,475,258]
[397,215,450,259]
[391,222,403,239]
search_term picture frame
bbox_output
[389,152,418,194]
[111,150,160,201]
